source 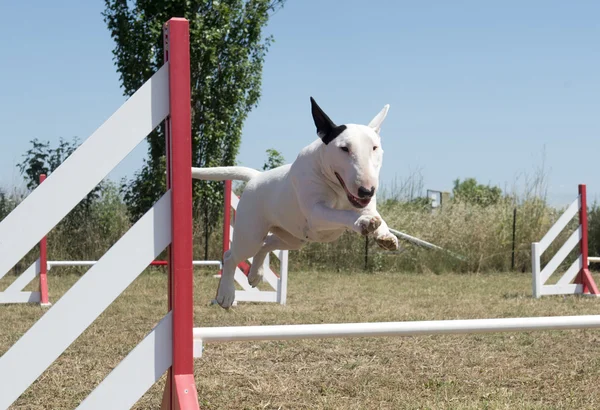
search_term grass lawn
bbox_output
[1,268,600,409]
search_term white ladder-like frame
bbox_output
[0,18,199,409]
[532,184,600,298]
[228,192,288,305]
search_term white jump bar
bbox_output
[194,315,600,345]
[589,257,600,263]
[47,260,221,267]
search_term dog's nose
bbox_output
[358,186,375,198]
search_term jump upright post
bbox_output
[217,179,288,305]
[532,184,600,298]
[0,17,200,409]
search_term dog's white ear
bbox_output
[368,104,390,134]
[310,97,346,144]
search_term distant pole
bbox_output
[364,236,369,271]
[511,207,517,271]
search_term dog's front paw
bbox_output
[216,278,236,309]
[376,231,399,251]
[355,214,382,236]
[247,263,263,287]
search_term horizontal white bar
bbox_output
[541,284,583,295]
[0,292,41,304]
[234,291,278,303]
[539,196,580,254]
[47,260,221,267]
[589,257,600,263]
[193,315,600,346]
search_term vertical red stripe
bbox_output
[39,174,49,305]
[163,17,198,409]
[578,184,590,293]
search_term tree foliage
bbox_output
[452,177,502,207]
[262,148,285,170]
[102,0,286,233]
[17,138,103,211]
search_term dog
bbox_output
[192,97,399,308]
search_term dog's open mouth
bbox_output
[334,173,371,208]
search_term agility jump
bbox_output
[531,184,600,298]
[0,172,289,307]
[2,17,600,410]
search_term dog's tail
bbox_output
[191,166,260,182]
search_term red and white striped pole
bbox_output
[39,174,50,306]
[160,18,199,410]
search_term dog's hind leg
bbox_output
[247,230,304,287]
[216,218,268,309]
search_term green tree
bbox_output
[262,148,285,170]
[452,177,502,207]
[17,137,103,211]
[102,0,286,245]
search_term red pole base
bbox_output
[161,370,199,410]
[39,274,49,306]
[579,268,600,295]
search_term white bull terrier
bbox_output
[192,97,399,308]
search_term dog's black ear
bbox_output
[310,97,346,144]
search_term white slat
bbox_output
[0,192,171,410]
[540,226,582,284]
[538,197,580,254]
[541,284,583,296]
[0,64,169,281]
[230,193,239,210]
[3,260,39,294]
[234,291,278,303]
[262,266,280,290]
[278,251,288,305]
[556,255,583,286]
[77,312,172,409]
[0,292,40,304]
[235,268,257,292]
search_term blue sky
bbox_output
[0,1,598,206]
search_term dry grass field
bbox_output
[2,268,600,409]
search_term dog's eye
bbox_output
[340,146,349,153]
[373,146,378,151]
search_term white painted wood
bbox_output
[230,193,239,209]
[541,284,583,296]
[193,314,600,345]
[540,226,582,284]
[588,257,600,263]
[556,255,583,286]
[0,192,171,410]
[46,260,219,267]
[532,243,542,298]
[234,268,257,292]
[278,250,288,305]
[235,291,278,303]
[538,196,580,254]
[0,292,40,304]
[0,64,170,282]
[77,312,173,409]
[3,260,39,294]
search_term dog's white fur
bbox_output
[192,98,399,308]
